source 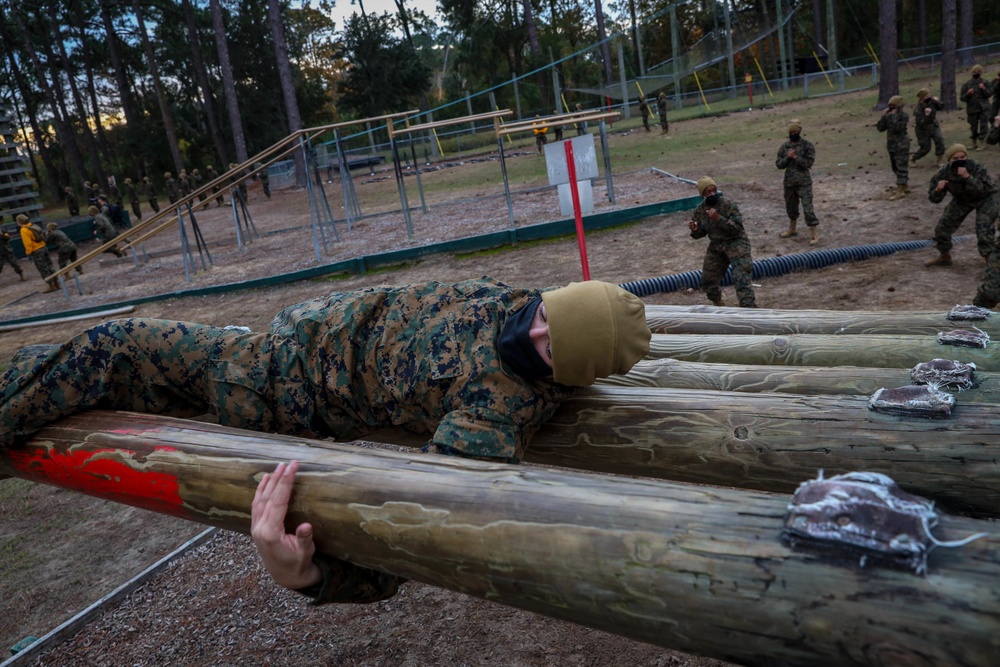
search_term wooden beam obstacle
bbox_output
[0,411,997,666]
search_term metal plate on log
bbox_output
[910,358,976,390]
[936,328,990,348]
[868,384,955,418]
[947,304,992,321]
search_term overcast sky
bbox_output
[325,0,441,31]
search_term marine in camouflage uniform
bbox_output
[125,178,142,222]
[775,120,819,244]
[64,187,79,216]
[961,65,993,150]
[924,143,999,268]
[876,95,910,199]
[689,177,756,308]
[191,168,205,202]
[657,93,669,134]
[206,165,224,206]
[255,163,270,199]
[0,278,649,603]
[164,172,179,204]
[911,89,946,165]
[16,214,57,291]
[107,177,123,207]
[178,170,192,200]
[143,177,160,213]
[45,222,80,273]
[638,97,651,132]
[0,230,25,281]
[90,206,125,257]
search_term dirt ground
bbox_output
[2,81,999,666]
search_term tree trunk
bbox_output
[265,0,306,187]
[644,304,1000,336]
[3,46,62,201]
[917,0,927,50]
[941,0,957,109]
[99,0,144,177]
[1,411,997,667]
[3,1,89,188]
[48,1,109,190]
[132,0,184,174]
[957,0,973,66]
[595,0,613,85]
[209,0,248,165]
[876,0,898,106]
[180,0,228,168]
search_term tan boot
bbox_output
[809,226,820,246]
[76,266,84,275]
[779,219,798,238]
[710,296,725,307]
[42,282,58,293]
[973,138,981,151]
[924,252,953,267]
[889,184,910,200]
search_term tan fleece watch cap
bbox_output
[16,214,29,225]
[696,176,717,196]
[945,143,967,160]
[787,120,802,133]
[541,281,651,387]
[917,88,930,100]
[888,95,904,107]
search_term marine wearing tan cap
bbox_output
[541,281,650,387]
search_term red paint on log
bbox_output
[6,445,190,518]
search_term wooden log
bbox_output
[1,411,998,667]
[648,333,1000,371]
[645,305,1000,336]
[602,358,1000,403]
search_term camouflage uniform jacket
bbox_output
[165,177,179,201]
[928,159,997,206]
[46,229,76,253]
[775,138,815,186]
[876,109,910,148]
[961,77,994,115]
[914,97,944,132]
[0,232,14,258]
[93,213,118,240]
[690,198,749,253]
[143,181,158,200]
[126,182,140,205]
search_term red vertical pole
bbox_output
[564,141,591,281]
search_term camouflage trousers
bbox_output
[56,248,78,270]
[968,111,990,142]
[659,113,669,133]
[887,143,909,186]
[783,183,818,225]
[913,126,945,160]
[932,192,1000,258]
[130,200,142,222]
[0,319,321,448]
[702,246,756,308]
[0,248,23,276]
[28,249,54,282]
[974,243,1000,308]
[148,198,160,213]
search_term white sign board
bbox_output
[557,180,594,216]
[544,134,598,185]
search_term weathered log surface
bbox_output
[646,305,1000,336]
[1,411,998,667]
[648,333,1000,371]
[527,385,1000,516]
[601,358,1000,403]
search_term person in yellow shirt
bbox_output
[17,214,57,292]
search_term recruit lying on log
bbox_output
[0,411,997,667]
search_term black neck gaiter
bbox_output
[498,298,552,381]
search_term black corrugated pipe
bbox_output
[619,238,953,298]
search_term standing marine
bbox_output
[143,176,160,213]
[45,222,80,274]
[192,169,205,202]
[638,96,651,132]
[63,187,79,216]
[689,177,756,308]
[961,64,993,151]
[876,95,911,200]
[0,229,26,282]
[164,172,179,204]
[911,89,946,167]
[923,143,998,268]
[775,119,819,245]
[125,178,142,223]
[657,92,669,134]
[89,205,126,258]
[255,163,271,199]
[206,165,224,207]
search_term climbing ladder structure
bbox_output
[0,106,42,226]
